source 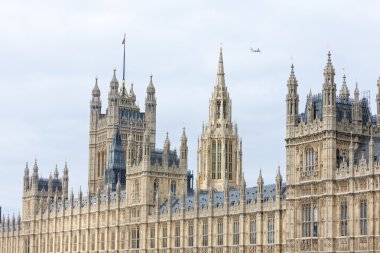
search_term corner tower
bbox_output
[197,48,243,191]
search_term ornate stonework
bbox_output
[1,50,380,253]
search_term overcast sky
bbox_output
[0,0,380,215]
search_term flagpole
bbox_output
[122,33,126,83]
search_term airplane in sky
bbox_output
[250,47,261,53]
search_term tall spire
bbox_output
[122,33,126,83]
[92,77,100,97]
[323,51,335,86]
[339,74,350,101]
[217,47,225,87]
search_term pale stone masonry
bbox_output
[1,49,380,253]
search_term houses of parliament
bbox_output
[1,48,380,253]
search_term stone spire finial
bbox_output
[339,74,350,100]
[324,51,335,83]
[92,77,101,97]
[181,127,187,142]
[216,47,226,87]
[54,165,59,179]
[164,132,170,148]
[24,162,29,175]
[111,69,118,85]
[33,159,38,174]
[354,82,359,98]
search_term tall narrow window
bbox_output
[120,230,126,249]
[162,225,167,248]
[56,236,61,252]
[225,143,228,179]
[133,180,140,200]
[81,234,86,251]
[202,221,208,247]
[100,232,105,250]
[302,204,318,237]
[302,204,311,237]
[229,143,233,180]
[111,231,116,250]
[216,101,221,119]
[153,179,159,202]
[150,227,155,248]
[306,148,315,172]
[212,141,216,179]
[340,201,348,236]
[49,237,53,252]
[313,207,318,237]
[233,219,240,245]
[217,220,223,246]
[217,141,222,179]
[268,218,275,244]
[90,232,95,251]
[171,181,176,196]
[175,223,181,247]
[223,101,226,119]
[73,235,77,251]
[250,219,257,244]
[188,222,194,247]
[360,199,367,235]
[131,227,140,249]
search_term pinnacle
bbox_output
[92,76,100,96]
[216,47,225,87]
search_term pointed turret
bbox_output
[31,160,39,191]
[145,75,157,148]
[306,89,314,123]
[63,162,69,196]
[322,52,337,129]
[54,165,59,180]
[339,74,350,101]
[130,83,136,104]
[108,69,120,125]
[352,82,362,130]
[216,47,226,87]
[48,173,53,194]
[163,133,170,168]
[276,166,282,195]
[369,128,374,170]
[23,162,29,192]
[257,169,264,201]
[90,77,102,124]
[180,128,188,170]
[324,52,335,82]
[286,64,299,130]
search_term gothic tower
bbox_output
[197,48,243,192]
[88,68,152,194]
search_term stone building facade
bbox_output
[0,49,380,253]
